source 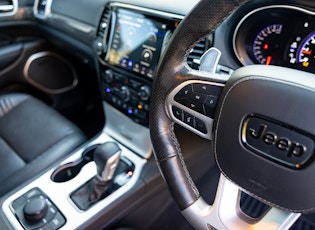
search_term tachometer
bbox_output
[253,24,284,65]
[298,32,315,69]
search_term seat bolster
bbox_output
[0,131,86,197]
[0,94,29,119]
[0,138,25,182]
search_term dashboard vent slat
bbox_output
[0,0,17,16]
[187,35,213,70]
[96,5,112,61]
[97,6,111,39]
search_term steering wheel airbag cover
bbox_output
[214,65,315,213]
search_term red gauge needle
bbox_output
[266,56,272,65]
[302,50,312,55]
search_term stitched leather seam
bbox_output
[170,122,200,197]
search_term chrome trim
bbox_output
[0,0,18,17]
[24,51,78,94]
[109,2,185,20]
[233,5,315,66]
[167,79,225,140]
[103,102,152,159]
[2,132,147,230]
[33,0,52,19]
[182,175,300,230]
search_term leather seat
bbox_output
[0,93,86,196]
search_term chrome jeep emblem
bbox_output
[242,115,314,169]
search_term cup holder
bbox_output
[51,144,101,183]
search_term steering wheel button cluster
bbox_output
[174,83,222,119]
[174,84,193,100]
[171,106,208,135]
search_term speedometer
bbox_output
[298,32,315,69]
[252,24,284,65]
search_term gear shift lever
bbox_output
[71,142,121,210]
[94,142,121,182]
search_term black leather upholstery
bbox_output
[0,93,86,196]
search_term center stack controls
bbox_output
[102,69,151,125]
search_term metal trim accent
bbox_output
[23,51,78,94]
[2,132,147,230]
[33,0,52,19]
[0,0,18,17]
[182,175,300,230]
[103,102,152,159]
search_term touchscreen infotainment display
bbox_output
[106,8,168,78]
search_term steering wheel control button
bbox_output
[192,83,222,96]
[195,117,207,134]
[174,84,193,100]
[172,106,183,120]
[183,111,195,127]
[204,95,218,108]
[242,115,315,169]
[10,188,66,229]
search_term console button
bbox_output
[174,84,193,100]
[172,106,183,121]
[138,85,151,101]
[189,92,207,104]
[49,212,66,230]
[193,83,222,96]
[195,117,207,134]
[104,69,114,83]
[23,195,48,222]
[204,95,218,108]
[177,99,205,114]
[183,111,195,127]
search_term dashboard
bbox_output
[234,5,315,73]
[1,0,315,229]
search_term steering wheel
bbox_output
[150,0,315,229]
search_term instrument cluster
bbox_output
[233,5,315,73]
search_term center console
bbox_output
[96,2,183,126]
[1,2,185,230]
[2,133,146,230]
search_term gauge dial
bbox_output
[298,32,315,69]
[252,24,284,65]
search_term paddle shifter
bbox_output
[71,142,121,210]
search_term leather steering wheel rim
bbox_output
[150,0,247,210]
[150,0,315,229]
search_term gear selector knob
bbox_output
[93,142,121,182]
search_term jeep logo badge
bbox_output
[242,115,314,169]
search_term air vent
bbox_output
[0,0,17,16]
[187,34,213,70]
[33,0,52,19]
[37,0,47,15]
[95,5,112,61]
